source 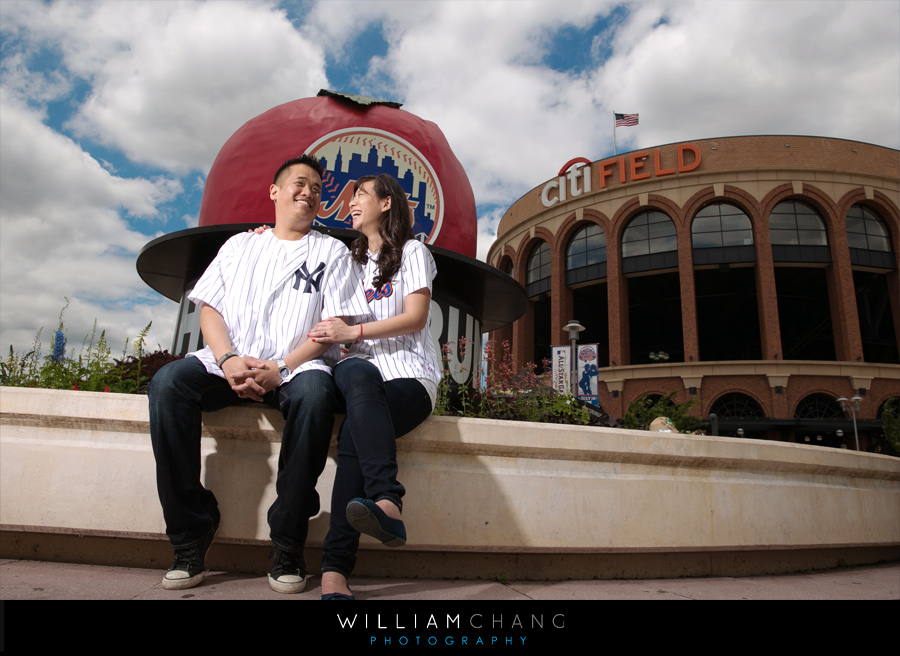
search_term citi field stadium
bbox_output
[487,135,900,448]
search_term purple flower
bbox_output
[50,330,65,363]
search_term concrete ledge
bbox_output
[2,387,899,579]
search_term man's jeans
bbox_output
[148,357,337,552]
[321,357,432,577]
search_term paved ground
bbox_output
[2,558,898,600]
[3,560,894,650]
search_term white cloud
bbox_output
[2,0,330,173]
[326,1,619,205]
[0,96,180,355]
[0,0,334,355]
[476,208,505,263]
[0,52,73,105]
[591,1,900,151]
[318,0,898,210]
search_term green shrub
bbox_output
[623,391,702,434]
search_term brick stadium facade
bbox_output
[487,135,900,448]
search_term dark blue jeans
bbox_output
[321,357,432,577]
[148,357,337,552]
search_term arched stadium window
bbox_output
[846,204,894,270]
[621,210,678,274]
[846,205,897,361]
[525,241,551,297]
[769,200,830,264]
[846,205,892,252]
[710,393,764,419]
[794,393,842,419]
[769,201,828,246]
[692,203,754,248]
[501,257,514,280]
[622,211,677,257]
[566,223,607,284]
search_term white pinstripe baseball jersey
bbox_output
[344,239,440,400]
[187,229,368,382]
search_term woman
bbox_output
[309,174,440,600]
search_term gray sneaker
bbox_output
[268,546,307,594]
[162,527,218,590]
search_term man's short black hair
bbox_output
[273,154,325,186]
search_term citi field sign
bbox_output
[541,144,702,208]
[308,128,444,244]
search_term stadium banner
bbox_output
[551,345,572,396]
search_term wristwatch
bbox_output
[277,359,291,380]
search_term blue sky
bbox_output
[1,0,898,355]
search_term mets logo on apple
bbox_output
[307,128,444,244]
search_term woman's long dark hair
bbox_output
[350,174,415,290]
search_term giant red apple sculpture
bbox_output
[200,91,475,256]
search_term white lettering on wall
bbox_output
[541,179,560,207]
[541,165,590,208]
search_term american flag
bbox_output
[615,113,639,127]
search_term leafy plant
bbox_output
[0,327,43,388]
[622,392,702,434]
[434,338,590,425]
[0,302,181,394]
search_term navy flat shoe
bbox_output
[346,498,406,547]
[322,592,355,600]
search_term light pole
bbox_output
[837,396,862,451]
[563,320,585,397]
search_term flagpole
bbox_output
[613,112,639,155]
[613,112,617,156]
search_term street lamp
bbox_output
[836,396,863,451]
[563,320,585,397]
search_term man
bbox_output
[148,154,367,593]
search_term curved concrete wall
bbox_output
[2,387,898,578]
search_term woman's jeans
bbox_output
[148,357,338,553]
[321,357,432,577]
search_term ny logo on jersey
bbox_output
[365,282,394,304]
[293,262,326,293]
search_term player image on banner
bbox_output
[551,346,572,396]
[576,344,599,406]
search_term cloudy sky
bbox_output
[1,0,898,357]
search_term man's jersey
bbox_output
[188,229,368,382]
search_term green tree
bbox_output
[881,396,900,454]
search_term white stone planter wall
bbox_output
[2,387,898,578]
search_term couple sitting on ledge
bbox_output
[148,155,439,600]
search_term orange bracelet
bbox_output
[354,324,363,344]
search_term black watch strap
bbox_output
[217,351,238,368]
